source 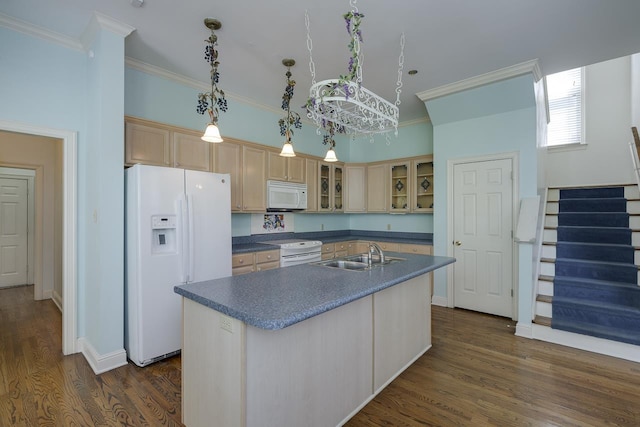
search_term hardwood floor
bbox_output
[1,285,639,426]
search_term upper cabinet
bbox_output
[305,158,318,212]
[267,151,305,183]
[345,164,366,213]
[125,117,212,171]
[412,156,434,213]
[241,145,267,212]
[214,141,242,212]
[389,161,411,213]
[318,162,344,212]
[366,163,388,213]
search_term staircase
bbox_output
[536,185,640,346]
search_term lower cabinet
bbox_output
[232,250,280,275]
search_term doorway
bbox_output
[448,153,518,319]
[0,171,35,289]
[0,121,77,355]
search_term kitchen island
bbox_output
[174,252,455,427]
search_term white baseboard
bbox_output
[515,322,533,338]
[52,290,62,312]
[530,324,640,363]
[42,289,53,300]
[431,295,448,307]
[78,337,128,374]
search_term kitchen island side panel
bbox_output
[245,295,373,427]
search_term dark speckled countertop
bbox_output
[232,230,433,254]
[174,252,454,330]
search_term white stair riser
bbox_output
[538,280,554,296]
[548,189,559,202]
[545,216,558,228]
[546,202,559,214]
[541,245,556,259]
[536,300,552,318]
[632,232,640,247]
[630,216,640,229]
[540,262,555,276]
[628,201,640,214]
[543,229,557,243]
[625,185,640,200]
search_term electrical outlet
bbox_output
[387,223,391,230]
[220,315,233,333]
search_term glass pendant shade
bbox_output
[324,147,338,162]
[201,123,223,143]
[280,140,296,157]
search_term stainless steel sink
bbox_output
[315,260,370,271]
[344,254,405,265]
[312,254,405,271]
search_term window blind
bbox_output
[546,67,583,146]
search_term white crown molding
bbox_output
[416,59,542,102]
[0,12,83,51]
[399,116,431,127]
[125,57,289,117]
[80,12,135,51]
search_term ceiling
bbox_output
[2,0,640,124]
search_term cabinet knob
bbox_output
[267,255,272,259]
[239,259,244,264]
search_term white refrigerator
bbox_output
[125,164,232,367]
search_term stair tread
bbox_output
[553,295,640,314]
[539,275,554,282]
[554,276,640,289]
[555,257,637,268]
[552,318,640,344]
[534,315,552,326]
[536,294,553,303]
[556,241,634,249]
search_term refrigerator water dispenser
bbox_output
[151,215,177,254]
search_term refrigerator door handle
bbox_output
[186,194,195,283]
[178,195,189,283]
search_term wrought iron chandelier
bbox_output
[196,18,228,143]
[305,0,405,151]
[278,59,302,157]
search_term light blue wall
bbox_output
[127,68,435,237]
[0,25,128,355]
[425,74,538,323]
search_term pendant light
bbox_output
[196,18,228,143]
[278,59,302,157]
[322,121,339,162]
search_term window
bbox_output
[546,67,584,146]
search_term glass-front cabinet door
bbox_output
[390,162,410,213]
[319,163,332,211]
[333,165,343,212]
[413,156,434,212]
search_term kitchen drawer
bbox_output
[321,252,335,261]
[256,250,279,264]
[322,243,335,254]
[335,250,348,258]
[335,241,349,252]
[232,265,255,275]
[398,243,431,255]
[374,241,399,252]
[256,260,280,272]
[232,253,255,268]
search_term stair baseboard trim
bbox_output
[530,324,640,363]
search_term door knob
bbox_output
[454,241,462,246]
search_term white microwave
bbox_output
[266,180,307,211]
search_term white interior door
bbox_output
[0,177,28,288]
[453,158,513,318]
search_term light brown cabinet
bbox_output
[125,117,213,171]
[267,151,305,183]
[389,161,411,213]
[215,141,242,212]
[319,162,344,212]
[366,163,388,212]
[412,156,434,213]
[232,249,280,275]
[305,158,318,212]
[345,164,367,213]
[241,145,267,212]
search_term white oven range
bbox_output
[263,239,323,267]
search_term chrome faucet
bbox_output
[368,242,386,266]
